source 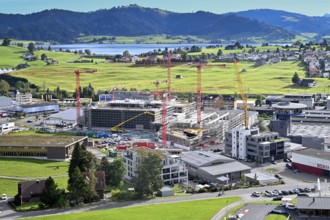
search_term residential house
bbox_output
[82,171,106,200]
[18,180,46,202]
[300,79,316,88]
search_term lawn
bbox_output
[0,158,69,177]
[265,214,288,220]
[0,158,69,197]
[32,197,241,220]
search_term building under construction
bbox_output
[84,91,258,149]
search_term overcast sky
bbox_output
[0,0,328,16]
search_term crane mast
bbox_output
[74,70,81,125]
[233,59,248,129]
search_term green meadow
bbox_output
[32,197,241,220]
[2,45,330,95]
[0,158,69,196]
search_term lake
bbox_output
[47,43,292,56]
[48,43,218,55]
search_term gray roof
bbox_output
[199,161,251,176]
[48,108,83,121]
[296,197,330,210]
[272,102,307,109]
[293,148,330,160]
[290,124,330,138]
[181,151,234,167]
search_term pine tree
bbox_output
[67,167,88,205]
[134,151,163,196]
[292,72,300,85]
[40,177,63,207]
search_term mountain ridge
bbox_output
[0,5,294,43]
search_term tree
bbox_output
[41,53,48,61]
[48,45,52,51]
[15,81,29,92]
[240,173,246,187]
[134,151,163,196]
[67,167,88,205]
[292,72,300,85]
[1,37,11,46]
[68,143,96,178]
[217,49,223,56]
[27,42,36,53]
[99,157,111,185]
[85,49,92,56]
[253,173,258,186]
[108,158,126,188]
[123,50,130,57]
[0,80,9,95]
[255,95,264,107]
[85,167,98,203]
[40,177,63,207]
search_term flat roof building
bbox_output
[0,136,88,160]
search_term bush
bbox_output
[38,203,45,209]
[111,189,141,201]
[14,194,22,206]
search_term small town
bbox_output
[1,1,330,220]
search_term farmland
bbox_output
[2,45,329,95]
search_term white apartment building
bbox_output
[225,127,259,160]
[16,93,32,104]
[124,147,188,185]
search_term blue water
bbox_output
[48,43,218,55]
[47,43,291,56]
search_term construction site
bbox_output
[78,54,257,150]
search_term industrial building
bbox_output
[11,102,60,116]
[296,197,330,217]
[181,151,251,184]
[124,147,188,185]
[292,148,330,177]
[265,94,314,109]
[45,108,83,126]
[0,136,88,160]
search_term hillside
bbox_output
[0,5,294,43]
[233,9,330,36]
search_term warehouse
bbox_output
[0,136,88,160]
[292,148,330,177]
[11,102,59,116]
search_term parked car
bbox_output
[271,161,277,165]
[27,120,33,123]
[286,203,296,210]
[265,190,273,197]
[272,190,279,196]
[286,163,294,170]
[252,191,261,197]
[288,189,295,194]
[273,196,283,201]
[281,190,289,195]
[1,193,7,200]
[304,188,311,192]
[275,174,283,179]
[283,158,292,162]
[268,210,289,216]
[298,193,309,197]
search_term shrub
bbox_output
[111,189,141,201]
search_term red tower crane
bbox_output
[167,50,172,101]
[161,90,168,147]
[74,70,81,125]
[196,63,207,126]
[233,59,248,129]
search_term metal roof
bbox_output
[199,161,251,176]
[293,148,330,160]
[48,108,83,121]
[296,197,330,210]
[181,151,234,167]
[290,124,330,138]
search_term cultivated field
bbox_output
[2,45,330,95]
[33,197,240,220]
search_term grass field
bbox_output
[2,45,330,95]
[265,214,288,220]
[32,196,240,220]
[0,158,69,196]
[6,130,77,137]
